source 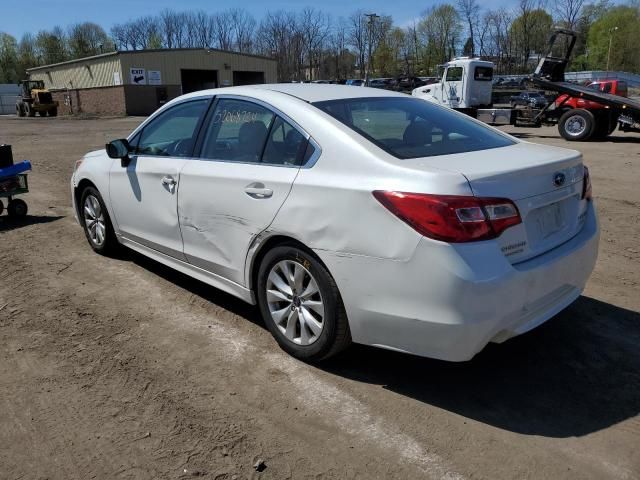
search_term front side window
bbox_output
[136,100,208,157]
[446,67,463,82]
[314,97,515,159]
[474,66,493,81]
[200,99,274,163]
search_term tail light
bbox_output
[582,165,592,200]
[373,191,521,243]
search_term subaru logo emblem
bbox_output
[553,172,566,187]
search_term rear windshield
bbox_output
[313,97,515,159]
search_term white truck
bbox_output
[411,57,495,113]
[411,29,640,141]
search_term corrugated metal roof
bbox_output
[27,48,275,72]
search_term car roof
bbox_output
[255,83,406,102]
[181,83,408,104]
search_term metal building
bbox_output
[0,84,20,115]
[27,49,278,116]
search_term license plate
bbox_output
[536,202,565,238]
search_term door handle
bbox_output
[161,175,177,193]
[244,184,273,199]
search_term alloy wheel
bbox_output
[83,195,106,247]
[266,260,325,346]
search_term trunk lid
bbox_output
[405,142,588,263]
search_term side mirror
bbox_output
[106,139,131,167]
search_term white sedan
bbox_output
[71,84,599,362]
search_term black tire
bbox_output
[25,103,35,117]
[49,108,58,117]
[7,199,28,217]
[16,104,25,117]
[0,199,4,215]
[256,245,351,362]
[558,109,595,141]
[79,186,119,255]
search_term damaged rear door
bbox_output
[178,97,312,286]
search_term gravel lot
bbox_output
[1,115,639,480]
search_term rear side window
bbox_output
[474,66,493,81]
[200,99,274,163]
[262,116,308,166]
[136,100,208,157]
[313,97,515,159]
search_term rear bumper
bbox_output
[317,201,599,361]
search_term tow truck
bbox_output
[413,29,640,141]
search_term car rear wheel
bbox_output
[80,186,118,255]
[559,109,595,141]
[257,245,351,362]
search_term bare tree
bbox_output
[457,0,480,56]
[229,8,256,53]
[212,11,233,50]
[348,10,368,75]
[299,8,330,80]
[256,11,300,80]
[158,9,177,48]
[554,0,586,29]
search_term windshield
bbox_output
[313,97,515,159]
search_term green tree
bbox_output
[586,5,640,71]
[35,27,68,64]
[374,27,405,76]
[418,3,462,73]
[67,22,112,58]
[0,33,18,83]
[17,33,38,80]
[509,8,553,72]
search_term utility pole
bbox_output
[364,13,380,86]
[606,26,618,73]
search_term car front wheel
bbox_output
[257,245,351,362]
[80,186,118,255]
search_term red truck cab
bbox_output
[555,79,628,109]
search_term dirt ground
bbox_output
[0,115,639,480]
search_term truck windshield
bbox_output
[313,97,515,159]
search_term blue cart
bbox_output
[0,160,32,218]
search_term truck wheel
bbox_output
[16,104,25,117]
[49,108,58,117]
[25,103,35,117]
[559,109,595,141]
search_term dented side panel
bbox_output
[178,159,299,286]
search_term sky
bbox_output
[1,0,518,39]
